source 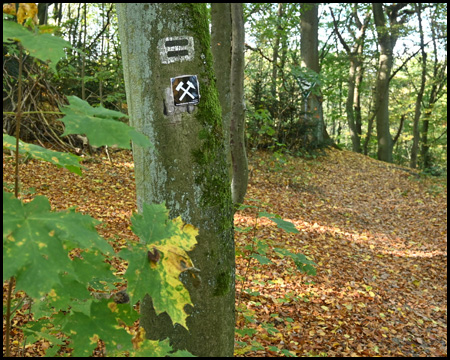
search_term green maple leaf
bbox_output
[63,299,138,357]
[60,96,151,149]
[3,20,71,72]
[120,203,198,329]
[3,190,113,298]
[3,134,83,175]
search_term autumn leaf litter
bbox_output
[3,148,447,357]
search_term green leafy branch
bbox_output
[3,18,193,357]
[234,200,317,356]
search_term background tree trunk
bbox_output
[211,3,232,180]
[211,3,248,205]
[117,4,235,357]
[409,3,426,169]
[300,3,325,147]
[372,3,412,163]
[230,3,248,205]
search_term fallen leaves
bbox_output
[2,148,447,357]
[234,149,447,357]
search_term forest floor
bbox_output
[2,148,447,357]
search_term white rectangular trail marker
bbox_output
[159,36,194,64]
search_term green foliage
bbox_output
[235,202,317,354]
[3,190,197,356]
[258,211,299,234]
[273,248,317,276]
[3,134,83,175]
[3,191,111,294]
[61,299,138,357]
[3,19,71,72]
[3,12,197,357]
[60,96,152,149]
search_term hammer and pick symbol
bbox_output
[176,80,196,101]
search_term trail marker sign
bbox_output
[171,75,200,106]
[159,36,194,64]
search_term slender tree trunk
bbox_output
[211,3,248,205]
[117,4,235,357]
[410,3,426,169]
[211,3,232,180]
[230,3,248,205]
[270,3,284,121]
[300,3,327,147]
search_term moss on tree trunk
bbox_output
[117,4,235,357]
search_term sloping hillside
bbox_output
[3,148,447,356]
[235,148,447,356]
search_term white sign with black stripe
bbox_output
[158,36,194,64]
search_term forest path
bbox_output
[234,149,446,356]
[2,148,447,357]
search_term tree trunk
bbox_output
[211,3,248,206]
[330,5,369,153]
[117,4,235,357]
[300,3,325,147]
[270,3,284,119]
[372,3,411,163]
[410,3,426,169]
[372,3,394,162]
[230,4,248,205]
[211,3,232,180]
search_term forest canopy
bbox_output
[2,3,447,172]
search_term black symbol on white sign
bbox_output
[171,75,200,106]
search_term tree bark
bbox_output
[117,4,235,357]
[211,3,248,205]
[330,5,370,153]
[372,3,411,163]
[211,3,232,180]
[300,3,325,147]
[372,3,394,162]
[230,3,248,205]
[409,3,426,169]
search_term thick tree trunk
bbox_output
[372,3,394,162]
[372,3,411,163]
[117,4,235,357]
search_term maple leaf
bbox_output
[3,134,83,175]
[120,203,198,329]
[59,96,151,149]
[3,19,71,72]
[3,190,113,298]
[62,299,138,357]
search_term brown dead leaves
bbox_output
[3,148,447,357]
[234,149,447,357]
